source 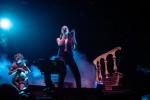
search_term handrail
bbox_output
[93,46,121,84]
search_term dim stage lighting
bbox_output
[0,18,12,30]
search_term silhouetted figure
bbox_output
[0,83,20,100]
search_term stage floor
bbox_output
[24,84,150,100]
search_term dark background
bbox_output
[0,0,150,88]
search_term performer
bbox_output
[8,53,31,94]
[56,25,81,88]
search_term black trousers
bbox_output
[58,52,81,88]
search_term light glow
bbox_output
[0,18,12,30]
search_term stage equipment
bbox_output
[33,56,65,96]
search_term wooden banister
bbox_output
[93,46,121,84]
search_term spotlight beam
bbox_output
[0,18,12,30]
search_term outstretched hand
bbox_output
[71,29,75,33]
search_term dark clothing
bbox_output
[58,32,76,57]
[57,31,81,88]
[58,51,81,88]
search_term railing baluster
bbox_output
[93,46,122,88]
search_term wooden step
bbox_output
[105,86,112,90]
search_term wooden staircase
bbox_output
[104,72,123,90]
[93,46,123,91]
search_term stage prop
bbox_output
[93,46,123,90]
[32,56,65,96]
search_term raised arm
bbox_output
[70,29,77,49]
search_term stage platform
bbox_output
[23,84,150,100]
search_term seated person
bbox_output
[8,53,31,94]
